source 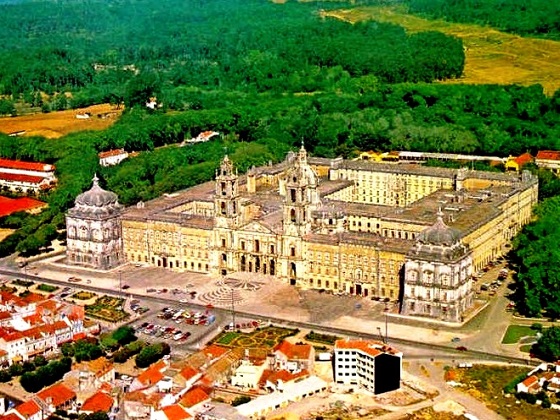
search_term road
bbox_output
[0,268,538,367]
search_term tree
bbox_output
[533,326,560,361]
[231,396,251,406]
[112,326,137,346]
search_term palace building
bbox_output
[71,146,538,322]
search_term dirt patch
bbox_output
[0,229,14,242]
[323,6,560,94]
[0,104,123,138]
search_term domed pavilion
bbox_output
[66,175,123,270]
[401,209,474,323]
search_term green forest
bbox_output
[408,0,560,39]
[0,0,560,318]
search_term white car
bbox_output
[179,299,189,303]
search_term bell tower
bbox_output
[214,155,240,228]
[282,145,319,237]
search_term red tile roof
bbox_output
[15,400,41,417]
[537,150,560,161]
[0,327,24,342]
[264,369,309,386]
[37,383,76,407]
[0,196,46,217]
[162,404,192,420]
[515,153,533,166]
[0,172,46,184]
[274,340,312,360]
[98,149,127,159]
[0,159,54,172]
[521,375,538,387]
[137,362,165,386]
[81,391,114,413]
[203,344,228,360]
[179,387,210,408]
[179,365,198,381]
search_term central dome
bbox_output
[75,175,119,207]
[417,210,461,246]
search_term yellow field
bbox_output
[0,103,123,139]
[323,6,560,95]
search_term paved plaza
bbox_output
[13,256,477,348]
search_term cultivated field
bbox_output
[323,6,560,95]
[0,103,123,139]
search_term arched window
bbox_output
[290,209,296,222]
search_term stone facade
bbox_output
[108,147,537,321]
[66,175,123,270]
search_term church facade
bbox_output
[113,147,538,322]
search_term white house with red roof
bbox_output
[517,374,540,394]
[36,383,77,414]
[333,338,402,395]
[273,340,314,373]
[8,399,42,420]
[130,360,169,392]
[536,150,560,175]
[80,391,115,414]
[98,149,129,167]
[0,158,56,193]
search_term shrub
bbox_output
[8,363,23,377]
[503,373,527,394]
[231,396,251,406]
[0,370,11,382]
[531,323,543,332]
[33,356,47,367]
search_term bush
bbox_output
[504,373,526,394]
[8,363,23,377]
[231,396,251,406]
[531,323,543,331]
[0,370,11,382]
[33,356,47,367]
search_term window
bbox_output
[255,240,260,252]
[290,247,296,257]
[290,189,296,203]
[241,241,246,251]
[270,245,275,254]
[290,209,296,223]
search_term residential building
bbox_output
[517,375,540,394]
[0,158,57,193]
[9,400,42,420]
[505,153,534,172]
[273,340,314,373]
[36,383,77,414]
[99,149,129,167]
[80,391,114,415]
[230,359,266,389]
[536,150,560,174]
[0,196,46,218]
[333,338,402,394]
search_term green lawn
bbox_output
[520,344,533,353]
[502,325,537,344]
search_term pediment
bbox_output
[241,221,274,235]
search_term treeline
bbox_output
[0,0,464,109]
[408,0,560,39]
[511,196,560,319]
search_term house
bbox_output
[173,365,201,390]
[333,338,402,395]
[9,399,42,420]
[505,153,534,172]
[273,340,314,373]
[231,359,266,389]
[261,369,309,392]
[80,391,114,414]
[178,387,210,410]
[98,149,129,167]
[130,360,169,392]
[73,356,115,391]
[181,131,219,146]
[536,150,560,175]
[151,404,192,420]
[517,375,540,394]
[0,158,56,193]
[36,383,77,413]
